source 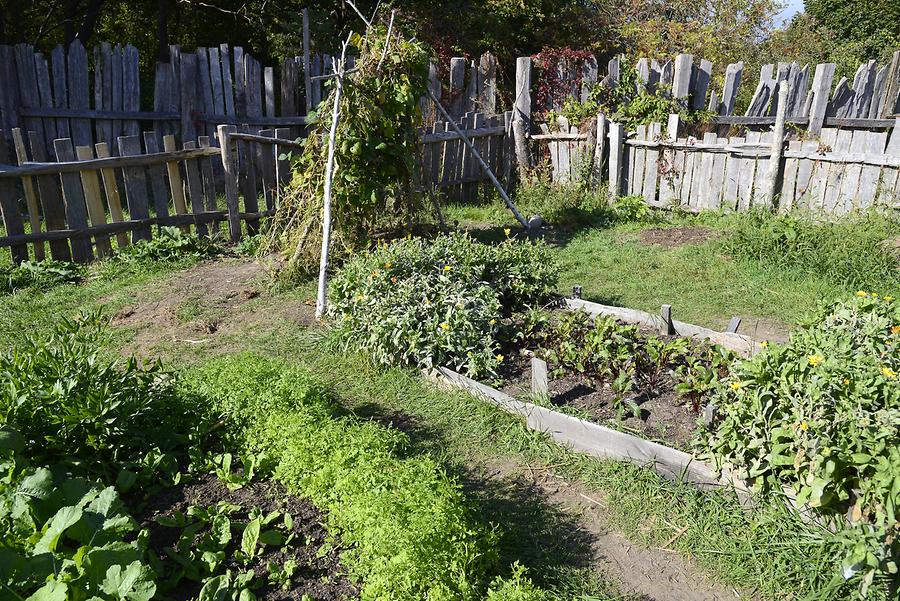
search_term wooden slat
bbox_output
[110,44,124,145]
[198,136,220,238]
[642,122,661,204]
[808,63,835,134]
[53,138,93,262]
[258,129,276,211]
[122,45,140,136]
[50,45,70,140]
[691,59,712,110]
[208,47,226,117]
[33,51,58,149]
[837,130,868,213]
[274,127,293,193]
[219,44,235,117]
[264,67,276,117]
[238,124,260,233]
[28,131,71,260]
[820,129,852,212]
[117,135,152,242]
[180,53,198,144]
[162,134,189,235]
[857,130,888,209]
[792,140,819,210]
[632,124,647,196]
[780,140,801,212]
[876,120,900,206]
[720,136,742,210]
[96,43,114,147]
[142,132,171,221]
[182,140,209,238]
[879,51,900,119]
[11,128,44,260]
[74,145,112,256]
[867,65,888,120]
[806,128,835,211]
[94,142,128,247]
[14,44,47,149]
[607,122,624,198]
[851,60,877,119]
[0,133,28,263]
[556,116,570,183]
[0,46,22,135]
[196,47,215,137]
[65,41,93,147]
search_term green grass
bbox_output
[444,196,899,333]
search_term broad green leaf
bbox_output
[197,573,230,601]
[241,517,261,558]
[0,428,25,452]
[100,560,156,601]
[25,579,67,601]
[33,505,83,554]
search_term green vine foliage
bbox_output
[261,26,430,279]
[548,58,716,131]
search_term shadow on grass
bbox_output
[350,397,606,595]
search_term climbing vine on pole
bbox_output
[260,22,430,280]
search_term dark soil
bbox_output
[137,474,359,601]
[497,347,701,451]
[638,226,718,249]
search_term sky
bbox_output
[774,0,805,26]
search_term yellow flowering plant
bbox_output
[699,292,900,591]
[328,233,558,378]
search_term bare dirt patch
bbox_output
[467,457,742,601]
[638,226,719,249]
[110,257,314,358]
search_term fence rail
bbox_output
[0,126,296,264]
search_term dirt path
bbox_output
[110,257,747,601]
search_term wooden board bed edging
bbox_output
[564,297,763,357]
[425,365,753,498]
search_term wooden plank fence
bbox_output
[420,110,514,201]
[610,116,900,215]
[0,127,296,262]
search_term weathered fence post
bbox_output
[608,122,624,200]
[591,113,606,186]
[449,57,466,119]
[513,56,532,175]
[217,124,241,242]
[764,83,789,208]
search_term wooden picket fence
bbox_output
[0,127,297,263]
[420,110,514,202]
[612,116,900,214]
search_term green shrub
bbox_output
[117,226,222,263]
[699,293,900,595]
[182,354,500,601]
[330,233,558,377]
[721,210,900,292]
[0,313,194,476]
[0,259,85,293]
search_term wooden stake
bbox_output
[316,37,351,320]
[428,87,529,228]
[764,83,789,208]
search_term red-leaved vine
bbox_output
[532,46,595,118]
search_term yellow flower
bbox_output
[495,354,505,363]
[884,296,894,302]
[384,262,392,269]
[356,294,364,301]
[729,381,742,391]
[799,421,809,432]
[489,319,496,325]
[872,292,879,298]
[856,291,867,297]
[843,378,850,386]
[891,325,900,335]
[882,366,897,379]
[761,340,769,348]
[443,265,452,272]
[371,270,379,277]
[391,277,398,284]
[808,354,824,367]
[504,228,511,238]
[439,322,450,331]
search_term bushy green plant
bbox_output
[330,233,558,377]
[182,354,507,601]
[721,210,900,292]
[0,312,194,477]
[117,226,222,263]
[699,293,900,596]
[0,259,85,294]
